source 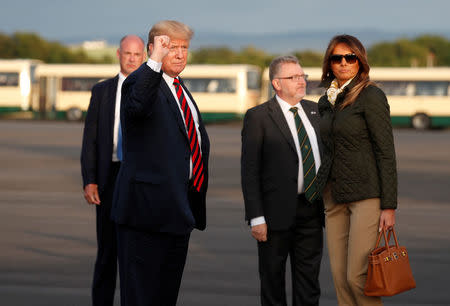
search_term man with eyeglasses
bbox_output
[241,55,324,306]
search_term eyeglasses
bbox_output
[277,74,308,82]
[329,53,358,64]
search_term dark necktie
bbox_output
[173,78,204,192]
[289,107,317,203]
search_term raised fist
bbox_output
[150,35,170,62]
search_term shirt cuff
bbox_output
[146,58,162,72]
[250,216,266,227]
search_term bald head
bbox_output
[117,35,146,77]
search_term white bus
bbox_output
[0,59,40,117]
[261,67,450,129]
[180,64,261,121]
[32,63,260,121]
[34,64,118,120]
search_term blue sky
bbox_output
[1,0,449,44]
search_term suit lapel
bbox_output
[159,78,190,143]
[267,97,297,154]
[301,100,322,155]
[108,75,119,143]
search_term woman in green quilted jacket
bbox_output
[316,34,397,306]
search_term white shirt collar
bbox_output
[162,73,177,87]
[118,72,126,83]
[276,95,302,114]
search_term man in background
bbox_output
[80,34,145,306]
[241,55,324,306]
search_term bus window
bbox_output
[61,77,104,91]
[415,81,449,96]
[0,72,19,86]
[377,81,411,96]
[183,78,236,93]
[247,70,261,90]
[30,65,38,84]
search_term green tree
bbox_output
[368,35,450,67]
[0,31,104,63]
[293,50,323,67]
[190,47,238,64]
[413,35,450,66]
[0,33,15,58]
[12,32,51,60]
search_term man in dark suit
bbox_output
[241,55,324,306]
[80,35,145,306]
[111,20,210,306]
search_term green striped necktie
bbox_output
[289,107,317,203]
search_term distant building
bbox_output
[82,40,107,50]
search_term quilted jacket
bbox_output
[316,82,398,209]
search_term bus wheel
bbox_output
[66,107,83,121]
[411,113,430,130]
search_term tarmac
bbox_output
[0,120,449,306]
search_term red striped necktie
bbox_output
[173,78,204,192]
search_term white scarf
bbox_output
[326,78,353,105]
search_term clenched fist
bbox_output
[150,35,170,63]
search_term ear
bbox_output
[148,43,154,55]
[272,79,281,91]
[116,48,120,60]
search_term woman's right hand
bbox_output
[379,209,395,232]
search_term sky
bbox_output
[1,0,449,46]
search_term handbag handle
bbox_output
[374,227,400,254]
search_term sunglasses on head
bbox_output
[329,53,358,64]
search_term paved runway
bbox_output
[0,120,449,306]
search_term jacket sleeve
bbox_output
[241,108,265,220]
[123,65,163,120]
[80,84,101,188]
[363,86,398,209]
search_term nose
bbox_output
[175,48,184,58]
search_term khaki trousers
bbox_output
[323,185,383,306]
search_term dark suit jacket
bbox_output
[111,63,210,235]
[241,96,323,231]
[81,75,119,193]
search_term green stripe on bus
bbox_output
[0,106,23,113]
[200,113,242,123]
[391,116,411,126]
[431,117,450,127]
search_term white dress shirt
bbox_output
[250,95,321,227]
[112,72,126,162]
[146,58,202,179]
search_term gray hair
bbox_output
[269,55,299,82]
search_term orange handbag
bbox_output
[364,227,416,296]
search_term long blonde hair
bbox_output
[321,35,375,109]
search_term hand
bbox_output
[150,35,170,63]
[379,209,395,232]
[84,183,101,205]
[251,223,267,242]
